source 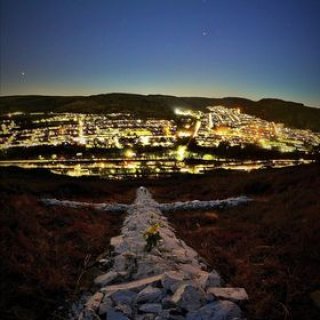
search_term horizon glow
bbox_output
[1,0,320,107]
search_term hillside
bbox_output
[0,164,319,319]
[1,93,320,131]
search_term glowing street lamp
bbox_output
[124,149,136,158]
[176,145,186,161]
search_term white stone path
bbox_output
[42,187,251,320]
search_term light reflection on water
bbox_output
[0,159,314,179]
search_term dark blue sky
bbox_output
[1,0,320,107]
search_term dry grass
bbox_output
[0,194,125,319]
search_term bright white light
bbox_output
[140,136,150,145]
[124,149,136,158]
[176,146,186,161]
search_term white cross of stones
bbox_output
[42,187,250,320]
[42,186,251,213]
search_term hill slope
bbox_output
[1,93,320,131]
[0,165,319,319]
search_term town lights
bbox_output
[174,108,181,115]
[124,149,136,158]
[140,136,150,145]
[176,145,186,161]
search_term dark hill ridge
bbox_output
[1,93,320,131]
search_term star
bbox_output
[202,31,208,37]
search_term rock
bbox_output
[172,254,190,264]
[161,296,176,309]
[154,309,171,320]
[101,274,163,292]
[310,290,320,309]
[160,235,181,251]
[103,290,117,300]
[98,297,113,315]
[135,261,158,278]
[139,303,163,313]
[155,310,186,320]
[111,235,124,247]
[196,271,209,289]
[94,271,119,287]
[165,315,185,320]
[118,271,129,278]
[136,314,156,320]
[98,303,110,315]
[107,308,130,320]
[184,247,199,260]
[85,292,104,311]
[161,271,185,292]
[113,254,128,272]
[207,287,248,303]
[207,270,222,287]
[186,300,242,320]
[178,264,203,279]
[160,197,251,212]
[122,249,137,257]
[98,258,110,266]
[115,303,133,317]
[212,300,243,319]
[151,248,162,256]
[79,309,98,320]
[196,270,221,289]
[111,289,136,305]
[171,284,205,312]
[136,286,163,303]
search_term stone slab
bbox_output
[101,274,163,292]
[207,287,249,303]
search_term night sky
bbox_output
[1,0,320,107]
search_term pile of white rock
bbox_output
[75,187,248,320]
[41,198,130,213]
[159,196,251,213]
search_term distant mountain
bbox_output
[0,93,319,131]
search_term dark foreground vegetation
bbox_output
[1,93,320,131]
[0,164,319,319]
